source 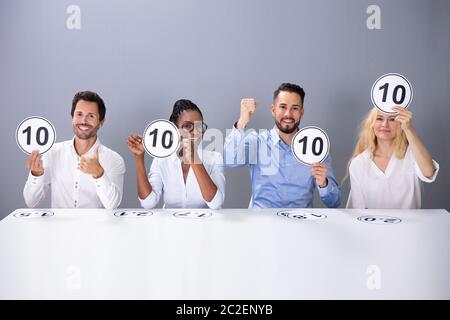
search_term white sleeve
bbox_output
[95,154,125,209]
[139,158,163,209]
[415,159,439,183]
[23,171,50,208]
[347,161,366,209]
[23,153,51,208]
[204,153,226,210]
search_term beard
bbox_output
[275,118,300,134]
[73,124,100,140]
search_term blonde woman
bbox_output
[346,106,439,209]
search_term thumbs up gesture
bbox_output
[80,145,104,179]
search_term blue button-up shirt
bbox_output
[224,125,341,208]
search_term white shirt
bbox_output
[23,138,125,209]
[139,150,225,209]
[347,148,439,209]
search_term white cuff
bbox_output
[139,191,159,209]
[27,171,45,187]
[416,159,439,183]
[205,189,223,210]
[93,173,112,189]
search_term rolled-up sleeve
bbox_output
[415,159,439,183]
[204,152,226,209]
[139,158,163,209]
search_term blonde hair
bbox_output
[342,107,408,184]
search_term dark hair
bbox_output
[169,99,203,125]
[71,91,106,122]
[273,83,305,105]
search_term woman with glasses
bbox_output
[127,99,225,209]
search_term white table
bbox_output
[0,208,449,299]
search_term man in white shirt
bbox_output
[23,91,125,209]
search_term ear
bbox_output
[300,106,304,117]
[99,119,105,128]
[271,104,276,117]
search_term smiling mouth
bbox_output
[77,125,92,132]
[281,119,295,124]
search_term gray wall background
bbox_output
[1,0,449,218]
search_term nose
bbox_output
[82,115,91,123]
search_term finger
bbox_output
[26,153,34,170]
[79,160,89,171]
[397,112,411,119]
[80,157,87,167]
[32,153,42,171]
[311,168,327,176]
[128,135,140,143]
[393,106,411,117]
[129,135,142,144]
[395,115,407,123]
[311,163,326,169]
[27,154,35,170]
[36,158,43,172]
[242,98,257,107]
[29,150,39,165]
[311,171,325,178]
[128,139,139,148]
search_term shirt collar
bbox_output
[71,136,101,157]
[270,126,281,146]
[270,126,299,149]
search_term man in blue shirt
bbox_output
[224,83,340,208]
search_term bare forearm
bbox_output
[405,128,436,177]
[134,155,152,199]
[191,163,218,202]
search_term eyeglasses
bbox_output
[179,121,208,133]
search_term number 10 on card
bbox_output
[143,119,180,158]
[16,116,56,155]
[371,73,413,114]
[291,126,330,165]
